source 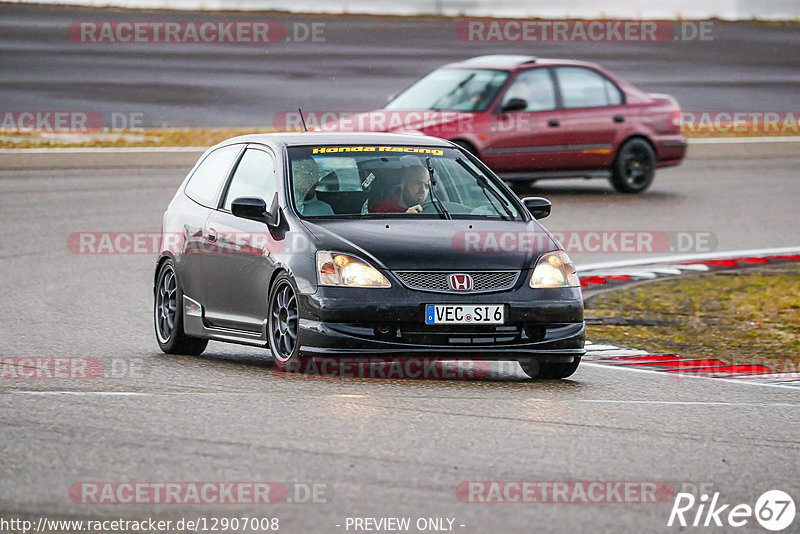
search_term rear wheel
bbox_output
[610,138,656,193]
[154,259,208,355]
[268,273,301,371]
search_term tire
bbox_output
[518,358,581,379]
[518,358,540,379]
[610,138,656,193]
[267,272,302,371]
[154,259,208,355]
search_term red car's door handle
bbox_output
[613,114,625,123]
[548,119,560,127]
[204,228,218,243]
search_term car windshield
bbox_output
[288,145,520,220]
[385,68,509,112]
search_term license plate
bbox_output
[425,304,504,325]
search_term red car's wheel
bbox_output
[610,138,656,193]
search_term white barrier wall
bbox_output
[11,0,800,19]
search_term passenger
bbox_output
[372,165,430,213]
[292,158,334,216]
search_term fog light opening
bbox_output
[523,324,546,341]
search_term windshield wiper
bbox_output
[425,157,451,220]
[455,157,513,220]
[430,73,475,111]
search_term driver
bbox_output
[372,165,430,213]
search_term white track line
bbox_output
[0,147,205,154]
[574,399,800,407]
[577,247,800,272]
[582,362,800,391]
[689,137,800,144]
[1,137,799,155]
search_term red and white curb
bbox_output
[577,248,800,387]
[576,247,800,292]
[583,342,800,388]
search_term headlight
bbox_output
[316,251,391,288]
[530,251,580,288]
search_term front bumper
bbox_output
[296,282,585,361]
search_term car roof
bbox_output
[216,131,454,150]
[444,54,601,71]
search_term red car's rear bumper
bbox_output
[654,135,688,168]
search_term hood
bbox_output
[300,218,557,271]
[320,109,477,135]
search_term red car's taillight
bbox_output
[670,108,682,133]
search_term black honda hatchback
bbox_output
[154,132,584,378]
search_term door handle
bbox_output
[548,119,560,127]
[613,114,625,123]
[204,227,218,243]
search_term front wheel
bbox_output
[610,138,656,193]
[519,358,581,379]
[154,259,208,355]
[268,273,302,371]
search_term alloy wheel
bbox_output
[269,281,298,361]
[155,266,178,343]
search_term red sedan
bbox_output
[327,55,687,193]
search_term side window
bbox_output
[556,67,623,108]
[223,148,277,211]
[501,69,556,112]
[185,145,241,207]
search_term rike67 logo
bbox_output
[668,490,796,531]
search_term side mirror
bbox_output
[231,195,280,228]
[522,197,551,219]
[500,98,527,113]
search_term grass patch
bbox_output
[0,128,277,149]
[585,263,800,369]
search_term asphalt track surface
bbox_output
[2,4,800,126]
[0,149,798,532]
[1,4,800,533]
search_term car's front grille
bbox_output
[393,271,519,293]
[397,324,524,345]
